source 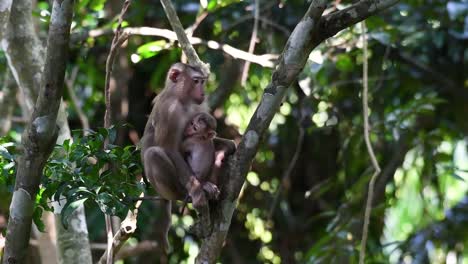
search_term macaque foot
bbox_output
[203,182,220,200]
[187,177,208,209]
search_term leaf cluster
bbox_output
[39,126,143,229]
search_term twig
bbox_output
[65,67,90,133]
[240,0,260,86]
[97,196,143,264]
[359,21,381,264]
[129,196,163,201]
[103,1,131,263]
[159,0,210,74]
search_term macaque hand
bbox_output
[203,182,220,200]
[214,151,226,167]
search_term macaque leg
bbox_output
[144,147,212,237]
[144,147,182,200]
[213,137,236,156]
[163,150,214,237]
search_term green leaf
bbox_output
[336,54,354,72]
[451,173,466,182]
[33,207,45,232]
[137,41,167,59]
[89,0,106,11]
[61,198,88,229]
[207,0,217,11]
[0,146,13,160]
[108,126,117,144]
[96,193,115,215]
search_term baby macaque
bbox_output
[181,112,225,200]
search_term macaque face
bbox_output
[185,116,208,137]
[168,65,207,105]
[189,74,207,104]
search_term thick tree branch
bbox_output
[196,0,401,262]
[196,1,328,263]
[2,0,75,263]
[319,0,399,42]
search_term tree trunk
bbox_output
[1,0,93,262]
[2,0,76,263]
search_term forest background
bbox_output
[0,0,467,263]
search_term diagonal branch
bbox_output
[159,0,210,75]
[197,0,401,262]
[196,1,328,263]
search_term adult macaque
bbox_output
[140,63,235,252]
[181,112,231,201]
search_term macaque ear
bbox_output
[169,68,181,82]
[207,131,216,139]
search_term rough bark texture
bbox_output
[1,0,44,112]
[2,0,75,263]
[1,0,92,261]
[195,0,400,262]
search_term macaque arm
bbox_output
[213,137,236,155]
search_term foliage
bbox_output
[1,0,468,263]
[0,136,17,213]
[39,126,143,229]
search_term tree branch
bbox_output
[359,21,381,264]
[97,197,143,264]
[240,0,260,86]
[319,0,399,42]
[2,0,75,262]
[196,1,328,263]
[73,26,278,68]
[196,0,401,262]
[159,0,210,75]
[102,1,131,263]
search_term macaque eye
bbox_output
[200,80,205,84]
[194,79,199,84]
